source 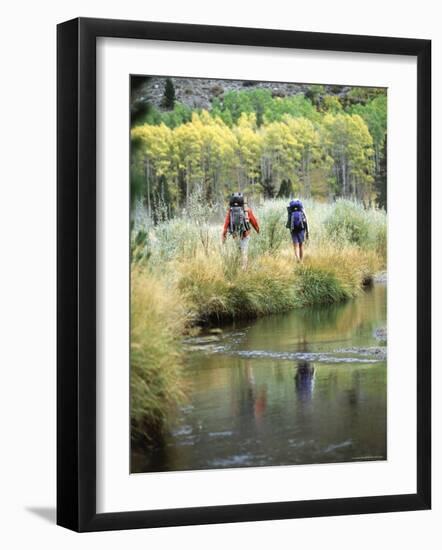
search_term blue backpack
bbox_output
[287,200,305,232]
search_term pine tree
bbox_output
[162,78,176,110]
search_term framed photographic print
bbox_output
[57,17,431,532]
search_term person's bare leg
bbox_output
[241,237,249,270]
[242,250,248,270]
[299,243,304,261]
[293,243,300,261]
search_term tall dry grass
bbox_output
[131,267,189,441]
[138,197,386,266]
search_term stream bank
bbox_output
[132,282,387,473]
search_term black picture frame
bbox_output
[57,17,431,532]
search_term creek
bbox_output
[132,283,387,473]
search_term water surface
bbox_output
[132,284,387,473]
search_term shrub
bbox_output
[210,84,224,97]
[249,200,290,258]
[324,199,370,247]
[131,229,151,265]
[151,218,217,264]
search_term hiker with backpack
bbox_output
[286,199,309,261]
[222,192,260,270]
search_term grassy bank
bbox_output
[132,198,385,322]
[131,268,189,442]
[177,245,380,323]
[131,198,386,440]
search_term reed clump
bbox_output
[130,267,189,442]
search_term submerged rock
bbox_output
[184,335,221,345]
[335,346,387,362]
[226,348,386,364]
[373,327,387,342]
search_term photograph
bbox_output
[129,75,388,473]
[0,0,435,540]
[130,75,387,473]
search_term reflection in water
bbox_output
[242,283,386,354]
[295,362,315,402]
[132,284,387,473]
[234,361,268,427]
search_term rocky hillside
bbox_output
[132,76,353,112]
